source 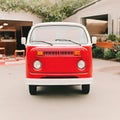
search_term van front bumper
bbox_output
[26,77,93,85]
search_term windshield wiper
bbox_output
[55,39,81,46]
[32,41,53,46]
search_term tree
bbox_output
[0,0,93,22]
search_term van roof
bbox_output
[33,22,86,28]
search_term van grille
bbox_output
[43,51,73,56]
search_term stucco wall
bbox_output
[65,0,120,35]
[0,10,42,25]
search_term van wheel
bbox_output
[29,85,37,95]
[81,84,90,94]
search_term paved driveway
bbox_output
[0,59,120,120]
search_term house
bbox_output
[0,10,42,55]
[65,0,120,39]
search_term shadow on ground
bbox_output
[35,86,87,97]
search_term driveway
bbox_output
[0,58,120,120]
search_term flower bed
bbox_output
[92,43,120,61]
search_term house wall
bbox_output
[65,0,120,35]
[0,10,42,25]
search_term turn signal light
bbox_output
[37,51,44,56]
[74,51,80,56]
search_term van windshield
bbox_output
[30,25,88,46]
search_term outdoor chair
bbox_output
[14,49,25,60]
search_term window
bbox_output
[30,25,88,46]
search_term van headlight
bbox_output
[33,60,42,70]
[78,60,86,69]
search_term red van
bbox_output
[22,22,96,95]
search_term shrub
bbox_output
[117,37,120,42]
[113,44,120,51]
[115,51,120,61]
[103,48,115,59]
[108,34,117,41]
[92,46,104,58]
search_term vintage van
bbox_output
[22,22,96,95]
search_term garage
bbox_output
[82,14,108,35]
[0,20,32,55]
[0,10,42,55]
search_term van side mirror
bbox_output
[21,37,26,45]
[92,36,97,44]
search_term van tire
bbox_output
[29,85,37,95]
[81,84,90,94]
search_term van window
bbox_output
[30,25,88,46]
